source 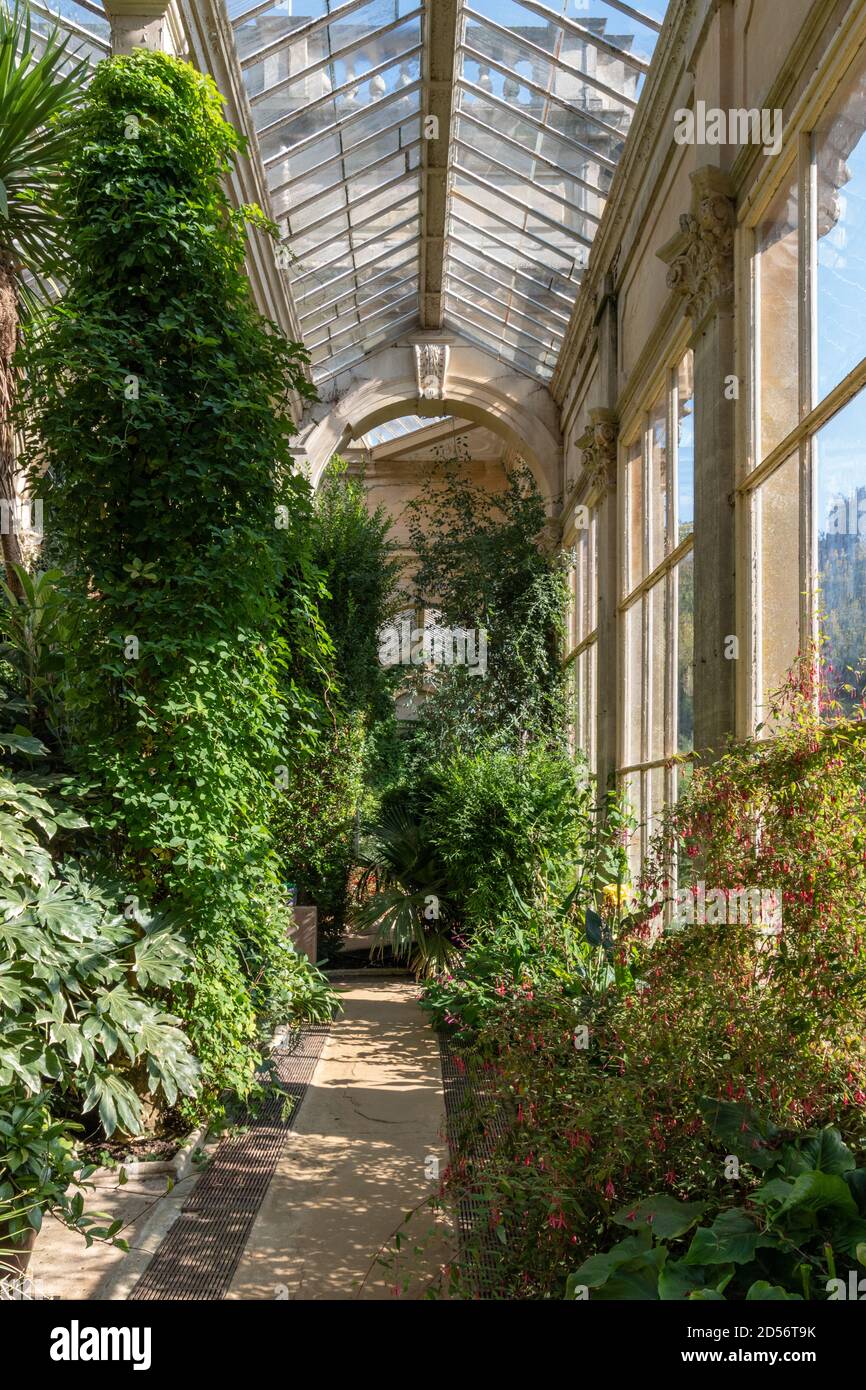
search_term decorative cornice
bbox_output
[659,167,736,326]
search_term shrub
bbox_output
[355,739,593,974]
[405,457,569,755]
[426,739,593,929]
[275,461,399,954]
[0,768,199,1133]
[570,1112,866,1301]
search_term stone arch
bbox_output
[297,338,563,508]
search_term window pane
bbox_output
[754,453,800,731]
[676,551,695,753]
[647,579,667,762]
[815,55,866,404]
[677,352,695,539]
[626,436,644,590]
[575,641,597,776]
[622,770,642,884]
[648,390,669,570]
[815,385,866,713]
[624,599,643,767]
[648,765,667,859]
[756,172,799,461]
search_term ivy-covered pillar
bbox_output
[103,0,171,55]
[661,166,737,758]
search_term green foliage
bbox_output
[18,50,335,1105]
[355,793,458,975]
[359,739,596,977]
[0,766,199,1133]
[0,1096,122,1258]
[274,714,365,954]
[310,459,400,723]
[405,455,569,755]
[275,459,399,953]
[0,564,73,754]
[0,1,86,313]
[425,739,592,928]
[570,1113,866,1301]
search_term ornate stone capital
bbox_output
[659,167,735,324]
[103,1,171,54]
[414,343,450,401]
[577,407,618,500]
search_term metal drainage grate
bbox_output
[438,1031,511,1299]
[130,1026,330,1301]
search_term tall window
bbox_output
[620,350,694,870]
[749,47,866,728]
[566,508,598,776]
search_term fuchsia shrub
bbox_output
[436,661,866,1297]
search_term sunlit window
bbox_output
[619,349,694,870]
[749,44,866,727]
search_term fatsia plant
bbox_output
[0,766,200,1136]
[0,3,85,592]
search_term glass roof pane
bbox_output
[234,2,427,381]
[443,0,665,376]
[360,414,450,446]
[34,0,110,67]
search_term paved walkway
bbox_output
[227,979,451,1300]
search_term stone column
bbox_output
[660,166,737,758]
[578,404,618,798]
[102,1,171,56]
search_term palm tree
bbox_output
[0,2,84,595]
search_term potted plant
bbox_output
[0,1094,115,1279]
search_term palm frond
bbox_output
[0,0,87,290]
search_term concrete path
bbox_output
[227,979,451,1301]
[29,1167,200,1301]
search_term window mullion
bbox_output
[800,130,818,669]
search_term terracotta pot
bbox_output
[0,1226,37,1280]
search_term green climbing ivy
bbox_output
[19,50,334,1107]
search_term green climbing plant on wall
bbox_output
[19,50,334,1108]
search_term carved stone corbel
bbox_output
[414,343,450,401]
[659,167,736,325]
[577,407,618,501]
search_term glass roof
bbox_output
[229,0,670,384]
[31,1,110,69]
